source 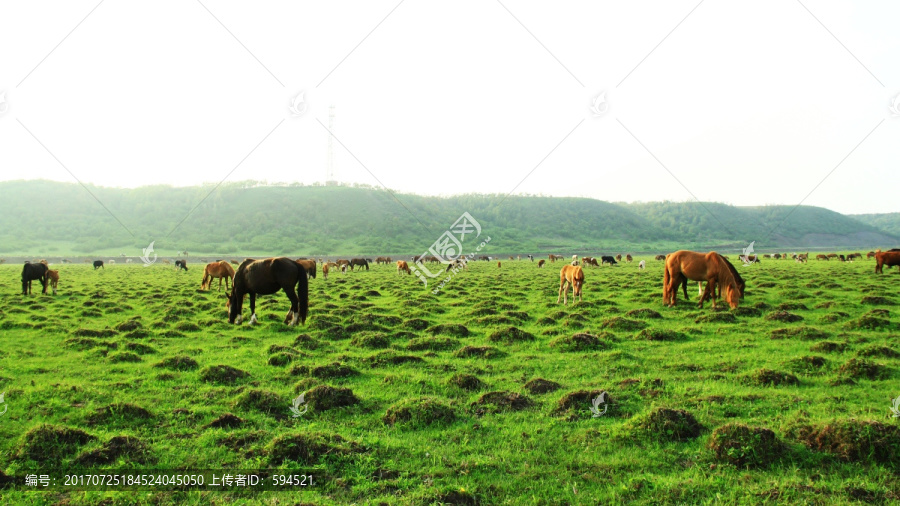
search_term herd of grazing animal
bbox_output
[16,246,900,326]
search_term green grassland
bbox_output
[1,257,900,504]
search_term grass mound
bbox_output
[845,315,892,330]
[625,308,663,319]
[694,313,737,324]
[199,364,250,384]
[87,403,153,424]
[472,391,534,413]
[743,369,800,387]
[74,436,151,466]
[15,425,96,463]
[428,323,470,337]
[765,311,802,323]
[406,337,459,351]
[788,419,900,463]
[549,332,612,351]
[154,355,199,371]
[267,353,295,366]
[856,345,900,358]
[769,326,829,340]
[203,413,244,429]
[732,307,761,317]
[634,328,688,341]
[311,362,359,379]
[708,423,784,467]
[861,296,895,306]
[267,432,358,465]
[626,407,703,441]
[351,332,391,349]
[601,317,647,331]
[293,334,321,350]
[115,319,142,332]
[446,374,485,391]
[365,351,424,367]
[382,397,456,427]
[124,342,156,355]
[836,358,887,380]
[72,328,117,338]
[810,341,847,353]
[487,326,535,344]
[776,302,808,311]
[454,346,505,359]
[524,378,561,395]
[232,389,284,417]
[403,318,430,331]
[784,356,828,374]
[552,389,608,418]
[303,385,360,411]
[108,351,142,363]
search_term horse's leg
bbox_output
[557,275,565,304]
[287,285,300,326]
[249,293,258,324]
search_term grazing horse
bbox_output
[47,269,59,295]
[638,260,645,270]
[322,263,330,279]
[93,260,104,269]
[626,254,633,263]
[21,261,50,295]
[616,254,622,262]
[349,258,369,271]
[397,260,411,275]
[537,259,545,268]
[557,265,585,305]
[663,251,741,309]
[175,259,188,271]
[295,259,317,279]
[875,251,900,274]
[201,261,236,291]
[867,251,876,260]
[227,257,309,326]
[655,255,666,261]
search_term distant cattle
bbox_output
[582,257,599,267]
[538,259,545,268]
[601,256,618,266]
[93,260,104,270]
[638,260,645,270]
[175,260,188,271]
[626,254,633,263]
[816,254,828,261]
[322,263,330,279]
[350,258,369,271]
[295,259,317,280]
[655,255,666,261]
[397,260,411,275]
[616,254,622,262]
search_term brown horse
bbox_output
[537,259,545,268]
[201,261,235,291]
[875,251,900,274]
[227,257,309,326]
[47,269,59,295]
[663,251,741,309]
[397,260,411,275]
[557,265,585,305]
[322,263,330,279]
[295,259,317,279]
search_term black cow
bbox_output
[93,260,104,269]
[600,256,618,265]
[175,260,188,271]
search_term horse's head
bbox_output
[724,284,740,309]
[226,291,240,324]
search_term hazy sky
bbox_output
[1,1,898,215]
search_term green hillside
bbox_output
[0,180,894,256]
[852,213,900,238]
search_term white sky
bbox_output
[1,0,898,214]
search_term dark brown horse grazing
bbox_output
[22,261,50,295]
[295,259,317,279]
[227,258,309,326]
[349,258,369,271]
[663,251,741,309]
[201,261,236,291]
[875,251,900,274]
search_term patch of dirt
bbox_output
[524,378,561,395]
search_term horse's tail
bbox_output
[662,261,670,304]
[297,264,309,325]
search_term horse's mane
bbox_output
[714,254,739,291]
[718,255,744,286]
